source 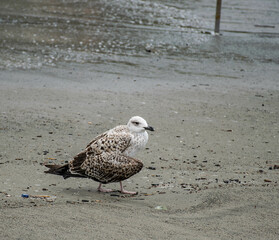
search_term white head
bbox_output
[127,116,154,133]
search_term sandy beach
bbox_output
[1,0,279,239]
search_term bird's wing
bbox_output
[85,131,108,148]
[80,152,143,183]
[86,130,132,155]
[85,125,128,148]
[69,127,132,176]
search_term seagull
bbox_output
[45,116,154,195]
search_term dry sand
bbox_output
[1,57,279,240]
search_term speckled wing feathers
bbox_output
[68,125,143,183]
[87,132,131,155]
[81,153,143,184]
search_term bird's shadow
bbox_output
[60,187,138,199]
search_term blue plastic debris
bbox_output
[21,194,29,198]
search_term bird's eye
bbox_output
[132,121,139,125]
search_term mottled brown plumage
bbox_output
[45,116,154,194]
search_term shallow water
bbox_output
[0,0,278,70]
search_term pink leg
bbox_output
[119,181,137,195]
[97,183,114,193]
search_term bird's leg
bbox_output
[97,183,114,193]
[119,181,137,195]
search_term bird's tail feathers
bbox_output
[44,163,87,179]
[44,164,70,179]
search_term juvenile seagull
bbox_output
[45,116,154,195]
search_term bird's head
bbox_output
[127,116,154,133]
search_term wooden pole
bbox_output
[214,0,222,33]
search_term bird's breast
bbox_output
[124,132,148,157]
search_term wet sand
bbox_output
[1,0,279,239]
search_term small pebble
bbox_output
[151,183,159,187]
[110,194,120,197]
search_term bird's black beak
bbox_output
[144,126,154,131]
